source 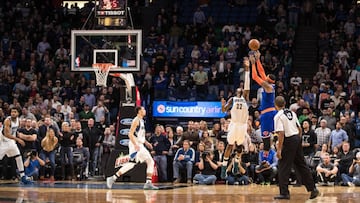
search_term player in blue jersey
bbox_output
[250,51,277,151]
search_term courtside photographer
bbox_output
[193,150,218,185]
[24,150,45,180]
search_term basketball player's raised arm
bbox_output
[128,117,140,151]
[250,54,264,86]
[221,97,233,112]
[254,51,267,80]
[243,57,250,101]
[250,54,272,92]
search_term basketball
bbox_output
[248,39,260,51]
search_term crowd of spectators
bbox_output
[0,0,123,180]
[0,0,360,187]
[139,0,360,186]
[140,0,298,102]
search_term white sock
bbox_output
[15,155,25,177]
[113,174,119,180]
[146,178,152,184]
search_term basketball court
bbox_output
[1,1,358,203]
[0,181,359,203]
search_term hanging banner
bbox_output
[152,101,226,118]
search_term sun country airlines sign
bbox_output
[153,101,226,118]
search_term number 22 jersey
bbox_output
[230,96,248,124]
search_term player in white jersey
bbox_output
[107,106,158,190]
[220,88,249,178]
[219,58,250,179]
[0,107,32,184]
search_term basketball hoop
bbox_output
[92,63,113,87]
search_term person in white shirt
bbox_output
[215,55,227,73]
[61,100,72,122]
[273,96,319,200]
[51,95,62,110]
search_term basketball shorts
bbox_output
[260,110,277,138]
[227,122,247,145]
[0,140,20,159]
[129,143,152,163]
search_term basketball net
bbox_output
[92,63,113,87]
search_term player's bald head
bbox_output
[275,96,286,108]
[236,88,243,97]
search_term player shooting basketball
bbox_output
[250,50,277,151]
[219,57,250,179]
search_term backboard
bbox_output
[70,30,141,72]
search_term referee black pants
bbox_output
[278,135,315,196]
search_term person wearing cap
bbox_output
[341,151,360,186]
[310,115,318,131]
[273,96,319,200]
[250,50,277,151]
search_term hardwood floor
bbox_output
[0,181,359,203]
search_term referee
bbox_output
[273,96,319,200]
